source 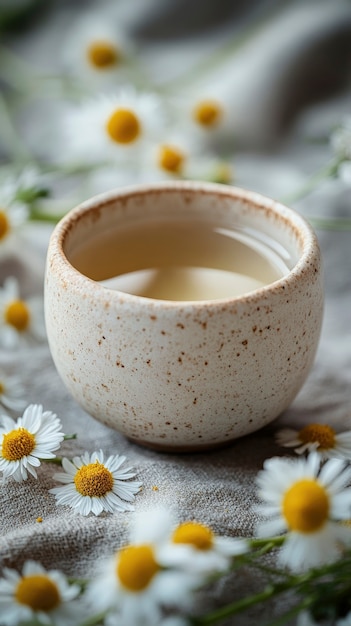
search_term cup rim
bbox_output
[47,180,321,308]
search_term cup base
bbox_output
[127,435,239,454]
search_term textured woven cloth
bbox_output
[1,1,351,624]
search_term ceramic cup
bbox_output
[44,181,324,451]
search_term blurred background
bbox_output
[0,0,351,295]
[1,0,351,195]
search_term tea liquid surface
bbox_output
[70,220,290,301]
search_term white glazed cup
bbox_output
[44,182,324,451]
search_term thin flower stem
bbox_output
[248,536,285,550]
[64,433,77,440]
[0,45,35,90]
[263,598,311,626]
[281,156,343,206]
[307,216,351,232]
[68,577,90,589]
[29,208,66,224]
[167,0,297,89]
[193,581,292,625]
[0,93,33,163]
[42,457,63,465]
[78,612,108,626]
[0,45,86,99]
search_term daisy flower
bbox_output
[255,452,351,572]
[87,508,202,624]
[50,449,142,516]
[0,276,46,349]
[61,90,165,167]
[144,133,196,182]
[171,90,228,143]
[191,96,225,131]
[0,404,64,481]
[0,370,26,412]
[0,177,29,258]
[0,560,83,626]
[159,519,248,577]
[142,134,234,185]
[0,167,50,258]
[62,14,135,88]
[276,424,351,460]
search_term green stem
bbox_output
[68,577,89,590]
[167,0,297,89]
[263,598,310,626]
[193,582,292,625]
[0,45,35,90]
[29,208,66,224]
[281,156,343,206]
[0,92,33,163]
[248,536,285,550]
[64,433,77,440]
[307,216,351,232]
[42,457,63,465]
[78,611,108,626]
[0,45,87,99]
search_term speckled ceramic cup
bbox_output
[44,182,323,451]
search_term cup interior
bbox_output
[59,183,312,302]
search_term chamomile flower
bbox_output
[62,15,134,88]
[255,453,351,572]
[0,167,50,258]
[147,133,195,181]
[0,276,46,349]
[159,519,248,576]
[87,508,201,624]
[0,178,29,257]
[144,135,233,184]
[62,90,165,167]
[172,91,227,142]
[276,424,351,460]
[0,404,64,481]
[191,96,225,131]
[50,449,142,516]
[0,370,26,412]
[0,560,83,626]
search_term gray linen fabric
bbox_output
[1,1,351,624]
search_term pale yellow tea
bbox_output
[69,220,290,301]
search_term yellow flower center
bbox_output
[0,210,10,241]
[0,381,4,394]
[282,479,330,533]
[74,461,113,497]
[87,40,120,69]
[106,108,141,144]
[193,100,223,128]
[117,544,160,591]
[15,575,60,611]
[172,521,214,550]
[5,300,30,332]
[2,427,35,461]
[298,424,336,450]
[158,144,185,174]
